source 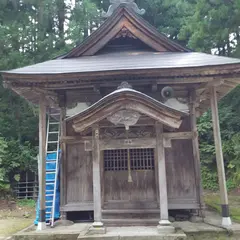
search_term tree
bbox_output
[0,0,240,190]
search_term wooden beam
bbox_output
[61,132,193,148]
[31,87,59,108]
[164,132,192,140]
[37,95,47,231]
[100,138,156,151]
[210,86,232,227]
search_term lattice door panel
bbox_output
[104,148,155,171]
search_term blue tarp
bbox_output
[34,153,60,225]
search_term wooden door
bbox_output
[103,148,157,209]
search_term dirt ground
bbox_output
[0,192,239,239]
[0,200,35,239]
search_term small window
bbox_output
[104,149,154,171]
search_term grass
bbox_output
[204,192,240,223]
[186,233,238,240]
[0,218,33,237]
[17,199,36,208]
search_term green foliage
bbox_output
[17,199,36,208]
[198,86,240,190]
[0,0,240,192]
[0,137,37,184]
[68,0,100,43]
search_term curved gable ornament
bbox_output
[107,110,140,130]
[102,0,146,18]
[67,88,188,133]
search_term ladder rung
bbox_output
[46,160,57,162]
[49,122,59,125]
[46,182,54,185]
[48,141,59,144]
[47,151,58,153]
[46,171,56,174]
[50,113,60,116]
[46,212,52,214]
[46,194,54,196]
[46,200,53,203]
[49,132,59,134]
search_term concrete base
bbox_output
[222,217,232,227]
[159,220,172,226]
[157,225,176,234]
[78,233,186,240]
[87,224,106,235]
[92,222,104,228]
[79,227,186,240]
[189,215,204,223]
[11,222,240,240]
[10,210,240,240]
[157,220,176,234]
[36,222,46,231]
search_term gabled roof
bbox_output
[1,2,240,115]
[63,5,190,58]
[4,52,240,75]
[66,88,188,132]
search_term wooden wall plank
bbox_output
[66,143,93,204]
[165,139,197,200]
[104,171,156,203]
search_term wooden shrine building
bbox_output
[2,0,240,233]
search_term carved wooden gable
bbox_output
[63,3,189,58]
[101,126,156,139]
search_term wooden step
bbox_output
[102,218,159,226]
[104,201,158,209]
[102,209,159,214]
[102,208,160,220]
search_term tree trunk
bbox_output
[56,0,66,49]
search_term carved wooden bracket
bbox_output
[107,110,140,130]
[115,27,137,39]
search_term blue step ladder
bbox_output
[45,109,61,227]
[35,109,61,227]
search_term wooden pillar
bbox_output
[91,125,105,233]
[37,95,47,231]
[156,122,175,233]
[190,89,204,216]
[60,107,67,220]
[210,86,232,227]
